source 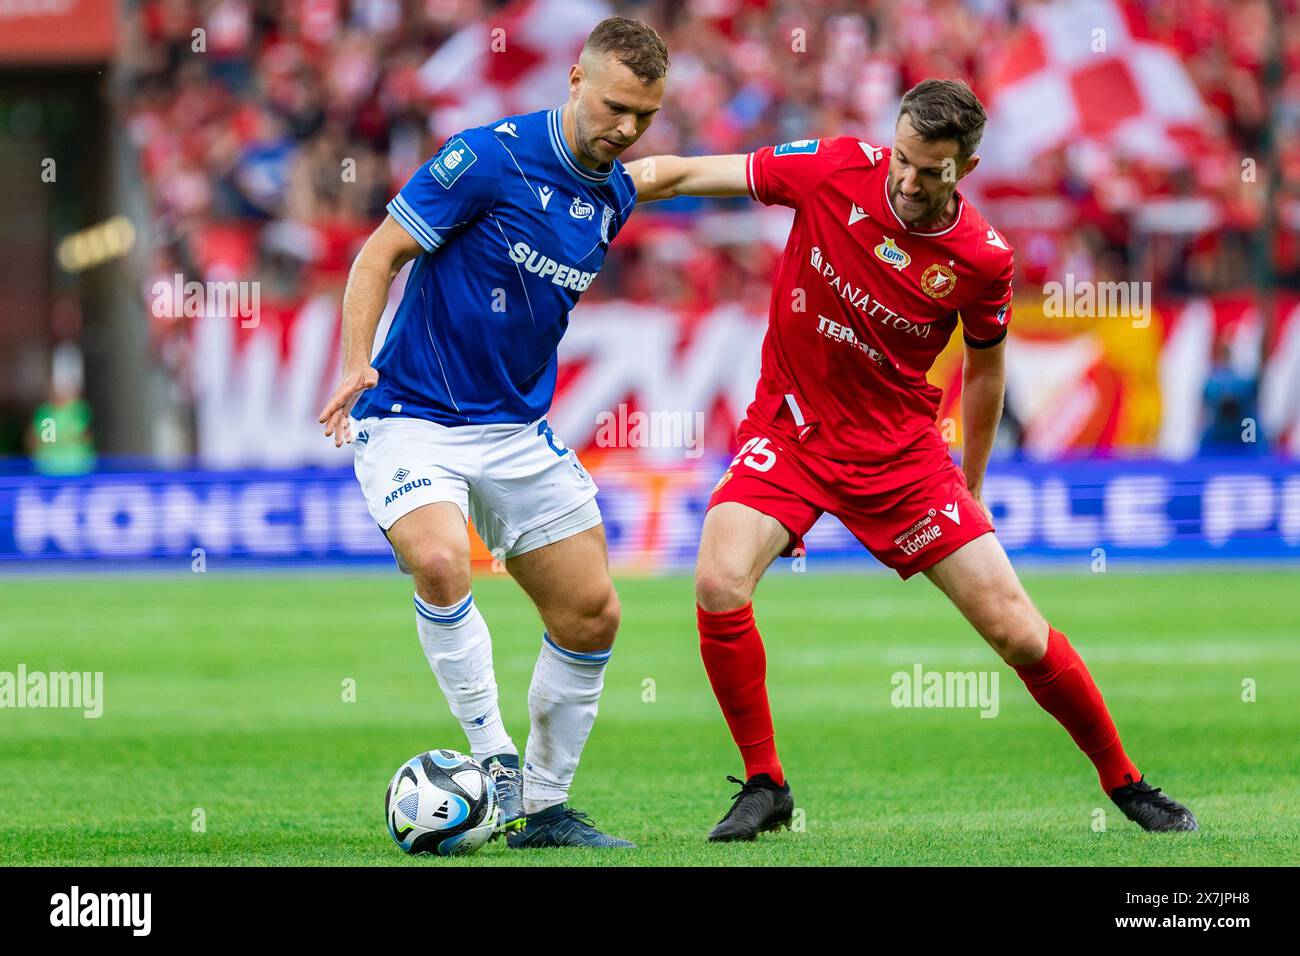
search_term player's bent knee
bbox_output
[1009,606,1050,664]
[694,564,753,613]
[588,588,621,651]
[978,618,1020,662]
[405,542,471,599]
[974,593,1046,665]
[552,586,620,655]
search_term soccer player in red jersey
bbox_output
[628,79,1197,840]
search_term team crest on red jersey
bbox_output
[920,262,957,298]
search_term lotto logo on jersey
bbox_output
[774,139,819,156]
[429,138,478,188]
[569,197,595,220]
[874,237,911,272]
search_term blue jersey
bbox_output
[354,107,638,425]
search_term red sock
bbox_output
[697,602,784,786]
[1013,627,1141,793]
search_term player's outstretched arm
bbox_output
[626,154,750,203]
[318,214,422,447]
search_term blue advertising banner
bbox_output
[1,457,1299,571]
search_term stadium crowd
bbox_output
[117,0,1300,393]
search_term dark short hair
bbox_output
[897,79,987,160]
[582,17,669,84]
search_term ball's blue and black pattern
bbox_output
[384,749,498,856]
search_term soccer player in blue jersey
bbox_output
[317,18,667,849]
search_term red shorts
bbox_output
[707,422,994,579]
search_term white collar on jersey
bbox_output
[548,106,614,186]
[882,172,965,237]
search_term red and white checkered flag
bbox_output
[981,0,1214,173]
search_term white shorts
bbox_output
[351,415,601,569]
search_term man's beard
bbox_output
[573,113,609,166]
[889,176,947,224]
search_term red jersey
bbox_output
[742,136,1014,464]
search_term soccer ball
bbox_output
[385,749,498,856]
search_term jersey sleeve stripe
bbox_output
[745,152,759,201]
[387,196,444,253]
[963,329,1008,349]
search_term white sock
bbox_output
[523,632,610,814]
[413,592,516,762]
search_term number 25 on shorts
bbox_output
[731,437,777,472]
[713,437,777,493]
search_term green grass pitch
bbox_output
[1,568,1296,866]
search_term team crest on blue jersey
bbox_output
[600,204,614,243]
[774,139,819,156]
[429,137,478,188]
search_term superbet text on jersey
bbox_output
[741,136,1014,465]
